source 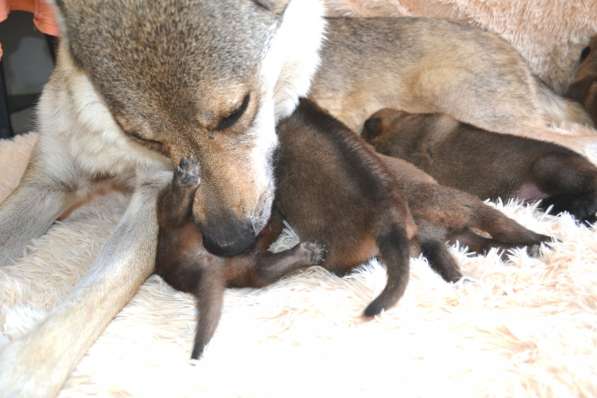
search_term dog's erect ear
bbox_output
[251,0,290,15]
[45,0,69,35]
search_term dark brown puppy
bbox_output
[156,159,326,360]
[272,99,419,317]
[363,109,597,223]
[566,36,597,125]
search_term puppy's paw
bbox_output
[525,233,557,257]
[175,158,201,187]
[542,192,597,224]
[526,243,542,258]
[443,269,463,284]
[299,241,328,265]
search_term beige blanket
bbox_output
[0,130,596,397]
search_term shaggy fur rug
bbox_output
[1,132,596,397]
[324,0,597,92]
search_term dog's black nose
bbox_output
[201,218,256,257]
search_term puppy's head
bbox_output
[567,36,597,116]
[362,109,432,156]
[51,0,324,256]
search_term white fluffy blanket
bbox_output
[1,132,596,397]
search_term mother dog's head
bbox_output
[51,0,325,256]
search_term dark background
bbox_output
[0,11,55,139]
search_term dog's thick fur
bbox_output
[566,36,597,125]
[309,17,596,154]
[363,109,597,223]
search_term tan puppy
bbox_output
[363,109,597,223]
[566,35,597,125]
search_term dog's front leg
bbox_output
[0,157,76,265]
[0,169,171,398]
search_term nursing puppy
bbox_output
[156,158,326,359]
[363,109,597,223]
[566,35,597,125]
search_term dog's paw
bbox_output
[175,158,201,187]
[299,241,328,265]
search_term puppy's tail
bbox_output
[191,268,226,360]
[364,225,410,317]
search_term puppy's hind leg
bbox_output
[416,222,462,282]
[473,205,551,247]
[248,241,327,288]
[420,240,462,283]
[226,239,326,289]
[450,230,543,258]
[364,224,410,317]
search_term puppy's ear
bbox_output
[580,46,591,63]
[252,0,290,14]
[567,77,594,103]
[362,117,383,142]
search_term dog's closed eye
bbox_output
[216,93,251,131]
[125,131,167,154]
